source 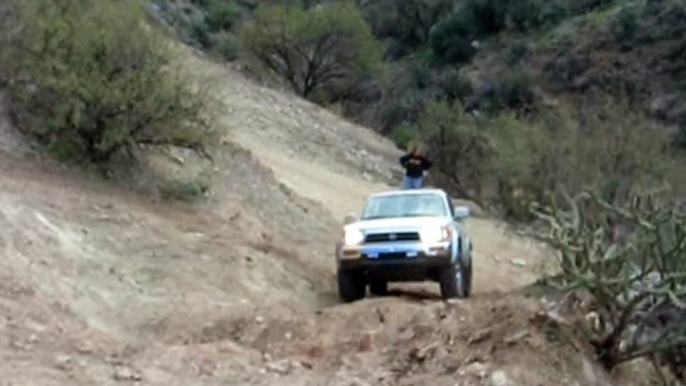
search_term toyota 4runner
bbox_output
[335,188,473,302]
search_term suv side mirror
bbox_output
[343,212,358,225]
[454,206,470,221]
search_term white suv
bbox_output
[335,189,473,302]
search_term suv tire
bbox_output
[464,259,473,297]
[439,263,469,299]
[338,269,365,302]
[369,280,388,296]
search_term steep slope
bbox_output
[0,47,656,385]
[185,50,556,293]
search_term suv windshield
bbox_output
[361,193,448,220]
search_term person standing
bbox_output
[399,147,433,189]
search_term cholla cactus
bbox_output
[533,188,686,380]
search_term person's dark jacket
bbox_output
[399,153,432,178]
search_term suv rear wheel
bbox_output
[337,269,365,302]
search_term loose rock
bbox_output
[458,361,489,378]
[503,330,529,345]
[54,354,72,371]
[265,359,301,375]
[510,258,527,267]
[113,366,142,382]
[469,328,492,345]
[490,370,511,386]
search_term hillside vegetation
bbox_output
[149,0,686,212]
[1,0,220,166]
[0,0,684,384]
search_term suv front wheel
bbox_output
[337,269,366,302]
[439,262,471,299]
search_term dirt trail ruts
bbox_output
[239,137,552,294]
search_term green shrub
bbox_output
[149,0,209,48]
[211,31,240,61]
[566,0,615,16]
[429,18,478,64]
[429,0,510,64]
[434,68,474,102]
[190,16,213,48]
[413,101,494,202]
[492,66,537,111]
[390,123,418,148]
[0,0,216,164]
[467,66,537,114]
[203,0,242,32]
[504,39,530,65]
[357,0,454,59]
[506,0,568,32]
[412,97,677,221]
[610,5,640,45]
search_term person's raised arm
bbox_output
[399,154,410,167]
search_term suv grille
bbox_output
[364,232,420,243]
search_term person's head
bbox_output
[410,146,421,156]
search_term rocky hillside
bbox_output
[0,31,667,385]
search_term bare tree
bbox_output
[240,2,380,100]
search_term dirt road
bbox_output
[0,48,653,386]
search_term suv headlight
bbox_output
[421,225,452,243]
[343,228,364,246]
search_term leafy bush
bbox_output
[506,0,568,32]
[412,101,494,203]
[211,31,241,61]
[429,0,520,64]
[149,0,249,53]
[202,0,242,32]
[469,66,537,113]
[240,1,381,101]
[566,0,616,16]
[429,0,501,65]
[149,0,209,48]
[429,19,478,65]
[610,5,640,46]
[433,68,474,103]
[464,0,509,35]
[430,0,615,58]
[534,189,686,382]
[356,0,454,59]
[504,40,531,65]
[0,0,216,164]
[390,123,419,149]
[411,97,676,220]
[496,66,537,110]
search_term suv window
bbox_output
[361,193,448,220]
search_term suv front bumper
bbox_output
[337,241,452,282]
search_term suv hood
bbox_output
[348,216,449,233]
